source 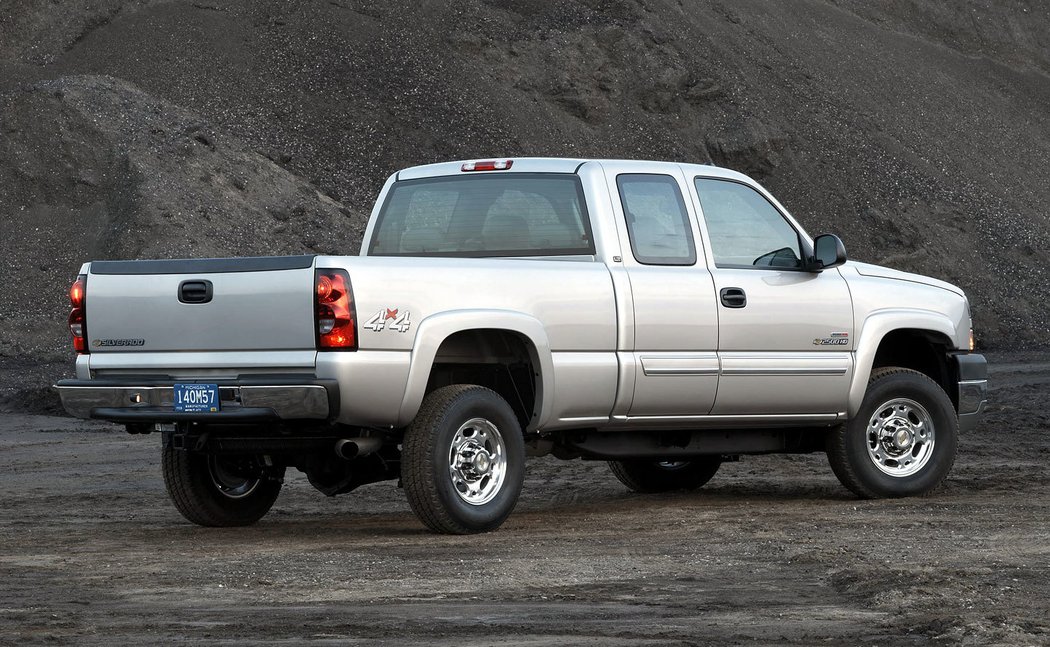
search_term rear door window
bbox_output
[616,174,696,266]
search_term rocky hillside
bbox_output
[1,0,1047,409]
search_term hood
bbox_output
[846,261,965,297]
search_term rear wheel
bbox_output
[609,458,721,493]
[402,385,525,534]
[827,367,958,498]
[162,443,283,527]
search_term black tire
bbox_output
[162,443,283,527]
[827,367,958,498]
[608,458,721,493]
[402,385,525,534]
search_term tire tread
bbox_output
[402,385,523,534]
[827,367,957,499]
[162,442,280,527]
[608,458,721,493]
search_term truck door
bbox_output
[690,176,854,416]
[604,165,720,417]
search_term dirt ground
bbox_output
[1,351,1047,646]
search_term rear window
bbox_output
[368,174,595,257]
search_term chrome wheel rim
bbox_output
[448,417,507,506]
[208,456,261,499]
[866,398,936,477]
[656,461,689,470]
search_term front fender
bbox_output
[396,309,555,430]
[848,309,959,417]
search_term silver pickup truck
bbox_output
[57,158,988,534]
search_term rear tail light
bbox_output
[69,274,88,354]
[461,159,513,172]
[315,269,356,350]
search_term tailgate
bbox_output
[85,256,317,353]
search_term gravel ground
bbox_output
[1,352,1046,646]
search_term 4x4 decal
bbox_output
[364,308,412,333]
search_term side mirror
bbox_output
[809,234,847,272]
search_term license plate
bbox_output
[173,383,220,413]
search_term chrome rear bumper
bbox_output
[55,378,335,422]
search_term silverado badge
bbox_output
[92,338,146,347]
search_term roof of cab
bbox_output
[395,157,750,183]
[397,157,589,180]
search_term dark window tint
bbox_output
[695,178,802,269]
[369,174,593,257]
[617,174,696,266]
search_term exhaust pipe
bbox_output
[334,436,383,460]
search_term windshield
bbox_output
[368,174,595,257]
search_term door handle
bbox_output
[178,279,213,304]
[720,287,746,308]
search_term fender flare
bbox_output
[396,309,555,430]
[848,308,959,417]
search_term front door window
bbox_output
[695,178,802,269]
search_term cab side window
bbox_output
[695,178,802,269]
[617,174,696,266]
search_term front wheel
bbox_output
[609,458,721,493]
[162,444,284,527]
[827,367,958,498]
[402,385,525,534]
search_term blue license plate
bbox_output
[173,383,220,413]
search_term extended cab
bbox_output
[57,158,988,533]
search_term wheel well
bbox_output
[425,329,538,429]
[872,329,957,408]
